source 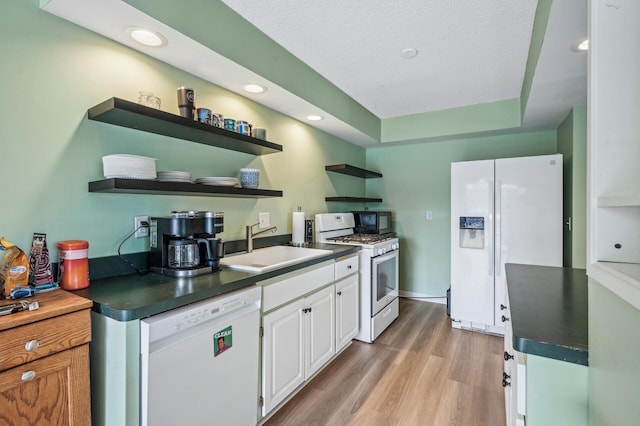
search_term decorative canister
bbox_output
[224,118,236,132]
[57,240,89,290]
[237,120,250,135]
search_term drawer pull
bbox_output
[22,370,36,382]
[504,351,514,361]
[337,291,342,296]
[347,265,352,269]
[500,304,507,310]
[503,372,511,380]
[502,379,511,388]
[501,315,509,323]
[25,340,40,351]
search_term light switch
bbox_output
[426,211,433,220]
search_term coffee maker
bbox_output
[150,211,225,277]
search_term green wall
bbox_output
[558,106,587,268]
[1,0,364,260]
[366,131,558,297]
[589,279,640,425]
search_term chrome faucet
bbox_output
[246,223,277,253]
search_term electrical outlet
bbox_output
[134,215,150,238]
[426,211,433,221]
[259,212,270,228]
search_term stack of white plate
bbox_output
[103,154,157,180]
[157,171,192,183]
[195,177,239,187]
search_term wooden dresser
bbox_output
[0,290,93,425]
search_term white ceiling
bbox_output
[42,0,587,146]
[222,0,540,119]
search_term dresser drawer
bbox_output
[0,309,91,371]
[335,254,359,281]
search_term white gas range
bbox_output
[315,213,399,343]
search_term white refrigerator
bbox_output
[450,154,563,334]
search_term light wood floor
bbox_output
[263,298,505,426]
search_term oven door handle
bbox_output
[371,249,398,266]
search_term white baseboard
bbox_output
[399,290,446,305]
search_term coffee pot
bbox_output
[150,211,225,277]
[167,238,200,269]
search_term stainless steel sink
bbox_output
[220,246,332,273]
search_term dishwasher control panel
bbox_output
[141,286,261,343]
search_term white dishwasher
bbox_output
[140,286,261,426]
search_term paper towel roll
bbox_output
[292,211,305,244]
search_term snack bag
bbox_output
[28,233,53,285]
[0,237,30,299]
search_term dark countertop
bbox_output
[73,244,359,322]
[505,263,588,366]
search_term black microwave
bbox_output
[352,211,392,234]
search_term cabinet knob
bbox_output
[337,291,342,296]
[501,315,509,323]
[347,265,352,269]
[502,379,511,388]
[500,304,507,310]
[25,340,40,351]
[21,370,36,382]
[503,372,511,380]
[504,351,514,361]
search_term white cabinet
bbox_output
[502,295,526,426]
[262,285,335,415]
[335,273,359,352]
[260,262,336,416]
[304,286,336,379]
[262,298,304,414]
[260,254,360,417]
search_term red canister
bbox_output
[57,240,89,290]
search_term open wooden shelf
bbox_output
[325,164,382,178]
[88,97,282,156]
[89,179,283,198]
[325,196,382,203]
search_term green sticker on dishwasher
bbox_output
[213,325,232,357]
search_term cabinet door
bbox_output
[262,299,305,415]
[304,285,335,380]
[0,344,91,425]
[335,274,359,352]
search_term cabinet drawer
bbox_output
[0,309,91,371]
[335,255,359,281]
[262,264,334,312]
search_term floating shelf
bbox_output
[88,98,283,156]
[325,196,382,203]
[325,164,382,178]
[89,179,283,198]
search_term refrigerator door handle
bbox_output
[495,179,502,276]
[488,180,494,276]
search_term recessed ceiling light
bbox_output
[242,83,267,94]
[126,27,167,47]
[571,37,589,52]
[401,48,418,59]
[307,115,323,121]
